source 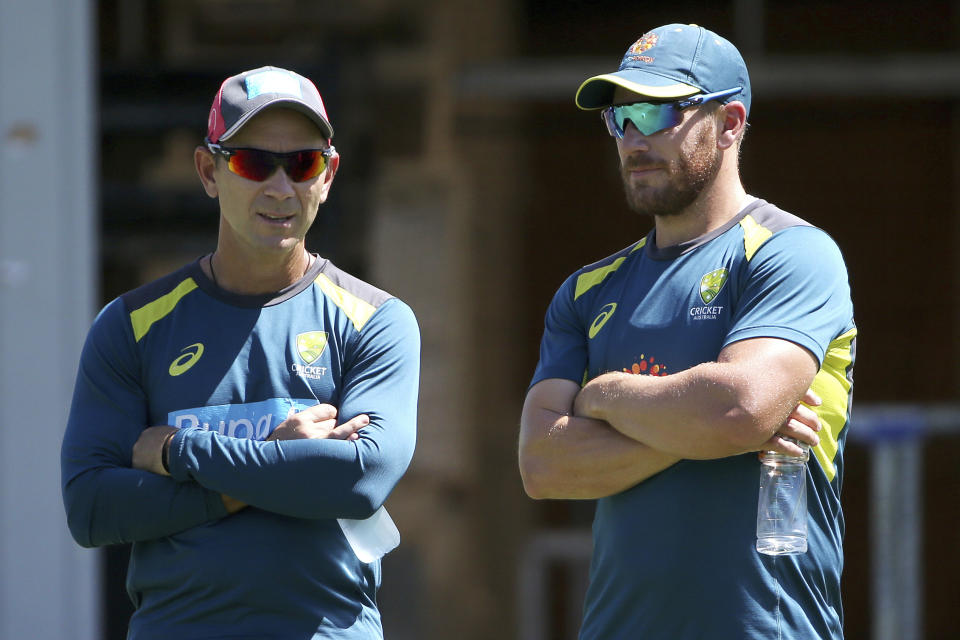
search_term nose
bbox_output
[619,120,652,151]
[261,167,297,199]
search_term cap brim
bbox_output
[575,72,700,110]
[220,97,334,141]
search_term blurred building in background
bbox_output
[2,1,958,639]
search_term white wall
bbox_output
[0,1,99,638]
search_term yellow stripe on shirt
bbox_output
[574,238,646,300]
[129,278,199,342]
[740,214,773,261]
[809,327,857,481]
[314,273,377,331]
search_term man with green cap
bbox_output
[520,24,854,639]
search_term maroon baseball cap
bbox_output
[206,66,334,144]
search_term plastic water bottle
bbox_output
[756,442,809,555]
[338,505,401,563]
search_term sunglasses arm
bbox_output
[676,87,743,109]
[206,142,233,158]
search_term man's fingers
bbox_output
[330,414,370,440]
[782,419,819,447]
[761,434,808,458]
[270,412,370,441]
[801,388,822,407]
[273,404,338,435]
[298,403,338,420]
[342,414,370,431]
[790,403,821,431]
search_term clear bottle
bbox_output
[338,505,401,563]
[756,443,809,555]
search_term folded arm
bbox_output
[61,300,230,548]
[63,297,419,547]
[161,299,420,520]
[519,378,681,500]
[131,403,370,514]
[574,337,820,459]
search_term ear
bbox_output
[717,101,747,151]
[325,150,340,182]
[194,145,219,198]
[317,150,340,203]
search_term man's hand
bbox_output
[267,403,369,442]
[132,425,178,476]
[133,405,369,512]
[760,388,822,457]
[225,405,366,515]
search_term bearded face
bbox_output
[620,116,722,218]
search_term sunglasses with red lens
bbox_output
[206,143,336,182]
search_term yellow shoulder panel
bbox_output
[740,215,773,261]
[574,238,646,300]
[129,278,199,342]
[314,273,377,331]
[809,327,857,481]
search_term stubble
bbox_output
[621,122,722,218]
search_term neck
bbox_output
[208,244,313,295]
[653,164,747,249]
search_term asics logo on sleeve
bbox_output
[169,343,204,376]
[589,303,618,339]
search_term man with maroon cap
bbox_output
[519,25,854,639]
[62,66,420,639]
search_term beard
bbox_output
[620,123,722,218]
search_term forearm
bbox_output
[168,427,410,519]
[62,466,228,547]
[575,362,799,459]
[519,406,680,500]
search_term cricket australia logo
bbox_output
[627,33,658,63]
[293,331,329,379]
[699,268,728,304]
[691,268,728,321]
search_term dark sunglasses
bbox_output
[601,87,743,138]
[206,142,336,182]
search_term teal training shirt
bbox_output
[531,199,855,640]
[61,256,420,640]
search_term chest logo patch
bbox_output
[169,343,204,377]
[699,268,729,304]
[589,303,618,339]
[297,331,329,365]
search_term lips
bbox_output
[624,161,662,172]
[258,212,296,222]
[624,166,662,181]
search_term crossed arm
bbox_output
[132,404,371,513]
[61,297,419,547]
[519,337,822,500]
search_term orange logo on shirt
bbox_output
[623,354,668,377]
